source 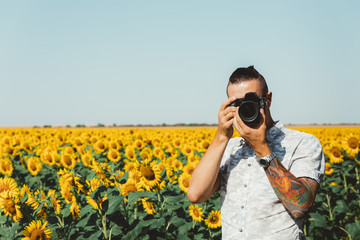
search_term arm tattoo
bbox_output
[265,158,314,218]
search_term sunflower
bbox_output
[187,152,201,164]
[121,178,139,197]
[183,163,196,176]
[27,156,42,176]
[86,196,99,210]
[171,159,183,172]
[25,192,47,219]
[153,147,165,161]
[60,187,74,204]
[87,178,101,193]
[48,190,62,215]
[87,194,107,210]
[40,148,59,166]
[181,144,193,157]
[172,138,182,149]
[136,161,162,191]
[139,148,153,163]
[91,161,115,187]
[0,177,19,197]
[129,170,142,183]
[133,139,145,150]
[324,142,344,164]
[199,140,210,152]
[81,150,94,167]
[0,157,13,176]
[325,162,334,175]
[141,198,156,215]
[108,140,120,151]
[178,173,190,193]
[189,204,204,222]
[124,159,137,173]
[70,200,80,220]
[60,153,77,169]
[93,139,108,154]
[0,190,23,222]
[22,220,52,240]
[107,149,121,163]
[124,146,137,161]
[205,210,221,229]
[342,133,359,159]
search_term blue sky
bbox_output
[1,1,359,126]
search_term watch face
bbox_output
[259,158,267,167]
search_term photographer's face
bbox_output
[227,80,272,129]
[226,79,264,100]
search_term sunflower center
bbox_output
[331,148,341,158]
[210,215,219,224]
[4,198,16,214]
[111,151,118,159]
[29,229,46,240]
[64,155,72,165]
[140,165,155,180]
[97,142,105,149]
[182,178,189,188]
[1,161,10,171]
[348,138,358,149]
[193,209,200,217]
[45,154,52,162]
[30,162,37,171]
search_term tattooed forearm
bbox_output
[265,158,316,219]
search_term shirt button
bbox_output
[241,205,244,209]
[248,163,251,167]
[240,229,243,232]
[244,184,247,188]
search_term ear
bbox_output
[266,91,272,108]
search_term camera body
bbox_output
[228,92,266,125]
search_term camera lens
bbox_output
[239,102,259,123]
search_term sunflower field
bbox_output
[0,127,359,240]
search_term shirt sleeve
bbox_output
[288,134,325,184]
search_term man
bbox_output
[187,66,325,239]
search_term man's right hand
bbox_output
[216,96,237,141]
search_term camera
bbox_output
[228,92,266,125]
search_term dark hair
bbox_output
[228,66,268,96]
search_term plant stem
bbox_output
[342,173,348,190]
[326,194,333,221]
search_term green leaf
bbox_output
[127,191,156,205]
[333,199,349,216]
[170,216,186,227]
[106,197,123,215]
[79,204,94,217]
[0,214,7,224]
[308,212,328,228]
[150,218,165,230]
[177,234,192,240]
[178,222,193,235]
[345,221,360,238]
[110,224,123,236]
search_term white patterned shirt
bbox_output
[219,121,325,240]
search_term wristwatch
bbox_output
[257,152,276,168]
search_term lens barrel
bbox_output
[238,101,260,124]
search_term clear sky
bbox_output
[1,1,359,126]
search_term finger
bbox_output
[220,96,236,111]
[259,108,266,124]
[234,106,246,129]
[222,105,236,116]
[223,110,235,122]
